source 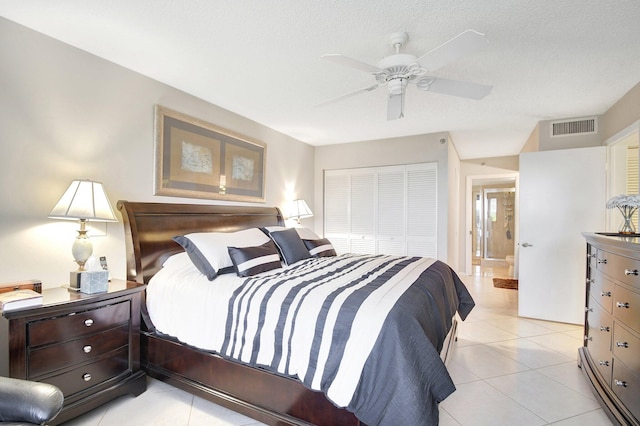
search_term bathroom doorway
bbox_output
[473,187,515,260]
[466,173,518,277]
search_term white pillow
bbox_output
[173,228,270,280]
[162,252,195,269]
[262,226,320,240]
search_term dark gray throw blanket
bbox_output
[221,255,474,426]
[348,259,474,425]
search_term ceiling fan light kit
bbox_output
[321,29,493,120]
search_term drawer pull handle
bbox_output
[598,259,607,264]
[83,345,92,353]
[600,326,610,332]
[624,269,639,276]
[585,307,593,313]
[82,373,92,382]
[616,341,629,348]
[586,278,594,284]
[84,318,94,327]
[616,302,630,309]
[601,291,612,297]
[599,360,610,366]
[585,336,592,341]
[614,379,627,387]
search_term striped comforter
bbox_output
[217,254,475,425]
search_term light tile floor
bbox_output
[61,266,612,426]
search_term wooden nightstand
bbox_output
[0,280,147,425]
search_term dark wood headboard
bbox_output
[117,201,285,284]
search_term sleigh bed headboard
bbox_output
[117,200,285,284]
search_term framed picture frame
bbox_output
[154,105,266,202]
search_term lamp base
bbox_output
[72,221,93,271]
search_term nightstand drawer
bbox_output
[42,346,129,397]
[28,301,130,347]
[29,324,130,378]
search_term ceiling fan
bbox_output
[320,30,492,120]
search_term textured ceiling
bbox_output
[2,1,640,159]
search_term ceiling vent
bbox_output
[550,117,597,137]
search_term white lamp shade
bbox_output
[286,199,313,220]
[49,179,117,222]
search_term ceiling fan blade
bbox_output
[317,83,382,107]
[417,30,489,72]
[387,92,405,120]
[322,54,383,74]
[423,77,492,100]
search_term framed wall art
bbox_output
[154,105,266,202]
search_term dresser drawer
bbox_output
[29,325,129,378]
[587,297,613,384]
[611,360,640,420]
[28,301,130,347]
[42,346,129,397]
[613,284,640,331]
[590,270,614,313]
[598,250,640,288]
[612,322,640,373]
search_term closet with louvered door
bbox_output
[324,163,437,257]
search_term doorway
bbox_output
[472,187,515,261]
[466,174,518,277]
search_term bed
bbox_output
[117,200,474,426]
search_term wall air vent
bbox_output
[551,117,597,137]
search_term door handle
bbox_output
[521,242,533,247]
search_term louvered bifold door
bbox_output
[350,171,376,254]
[377,166,406,255]
[324,163,438,257]
[627,145,639,230]
[406,163,438,257]
[324,171,350,254]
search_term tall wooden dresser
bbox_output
[581,233,640,425]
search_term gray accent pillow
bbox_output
[303,238,337,257]
[263,227,311,265]
[228,240,282,277]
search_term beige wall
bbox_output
[0,18,314,287]
[602,82,640,141]
[314,132,452,262]
[520,124,540,153]
[537,117,602,151]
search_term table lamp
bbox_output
[49,179,117,271]
[286,199,313,224]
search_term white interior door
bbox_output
[519,147,606,324]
